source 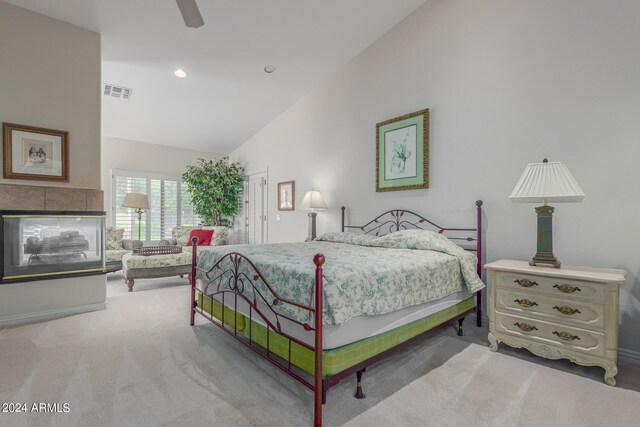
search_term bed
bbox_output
[189,201,484,426]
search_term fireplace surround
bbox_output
[1,210,106,283]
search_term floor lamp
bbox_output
[301,189,327,241]
[122,193,149,241]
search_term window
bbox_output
[112,170,200,241]
[114,174,147,240]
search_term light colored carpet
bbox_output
[0,273,639,427]
[344,342,640,427]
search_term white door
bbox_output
[233,177,249,245]
[246,172,267,244]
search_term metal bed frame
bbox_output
[190,200,483,426]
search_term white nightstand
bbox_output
[485,260,626,386]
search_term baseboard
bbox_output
[0,302,106,327]
[618,347,640,364]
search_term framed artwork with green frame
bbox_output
[376,109,429,192]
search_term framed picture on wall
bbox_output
[277,180,295,211]
[3,122,69,182]
[376,109,428,192]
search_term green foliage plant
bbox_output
[182,157,244,226]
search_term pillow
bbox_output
[105,227,124,250]
[314,232,379,246]
[202,226,229,245]
[172,225,202,246]
[122,240,143,251]
[187,229,214,246]
[374,229,458,251]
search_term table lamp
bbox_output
[510,159,585,268]
[122,192,149,240]
[300,189,327,241]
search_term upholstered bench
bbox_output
[122,250,192,292]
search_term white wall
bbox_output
[101,135,222,225]
[231,0,640,358]
[0,1,104,323]
[0,1,101,189]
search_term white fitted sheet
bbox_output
[321,290,471,349]
[204,285,472,350]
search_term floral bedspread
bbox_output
[196,230,484,326]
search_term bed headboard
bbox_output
[341,200,483,276]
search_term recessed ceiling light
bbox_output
[264,65,276,74]
[174,69,187,78]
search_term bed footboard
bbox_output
[189,237,325,426]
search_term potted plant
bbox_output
[182,157,244,227]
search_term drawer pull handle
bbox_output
[553,305,581,315]
[514,279,538,288]
[553,284,581,293]
[553,331,581,341]
[514,299,538,308]
[514,322,538,332]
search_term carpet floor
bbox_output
[1,274,639,427]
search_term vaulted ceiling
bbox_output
[5,0,427,153]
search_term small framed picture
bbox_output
[277,181,295,211]
[3,122,69,182]
[376,109,428,192]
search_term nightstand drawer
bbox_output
[497,272,604,301]
[495,312,604,357]
[495,288,604,329]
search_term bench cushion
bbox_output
[122,251,192,270]
[106,249,129,263]
[122,251,192,280]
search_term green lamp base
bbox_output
[529,205,561,268]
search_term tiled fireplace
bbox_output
[0,184,107,324]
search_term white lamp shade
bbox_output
[122,193,150,210]
[510,161,585,203]
[300,189,327,211]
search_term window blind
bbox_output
[112,171,200,241]
[114,175,147,240]
[149,178,178,240]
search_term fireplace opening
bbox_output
[1,211,106,283]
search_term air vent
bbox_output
[103,83,132,100]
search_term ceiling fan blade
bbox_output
[176,0,204,28]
